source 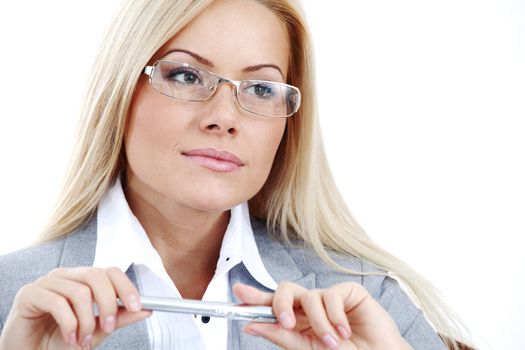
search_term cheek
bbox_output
[124,89,192,179]
[248,119,286,181]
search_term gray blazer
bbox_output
[0,216,446,349]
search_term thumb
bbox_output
[232,283,274,305]
[91,308,151,347]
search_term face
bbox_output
[124,0,290,214]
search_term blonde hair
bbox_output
[40,0,469,348]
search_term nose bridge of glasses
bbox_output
[210,77,240,101]
[217,77,240,93]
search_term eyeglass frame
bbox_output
[142,60,301,118]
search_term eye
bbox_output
[246,83,274,98]
[165,67,202,85]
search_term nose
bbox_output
[198,81,240,137]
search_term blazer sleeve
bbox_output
[286,245,448,349]
[372,276,447,350]
[0,239,66,333]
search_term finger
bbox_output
[300,289,341,349]
[37,277,97,346]
[105,267,142,312]
[91,308,152,347]
[86,268,119,334]
[16,283,79,345]
[88,269,119,335]
[232,283,274,305]
[272,281,307,330]
[322,287,352,339]
[243,323,311,350]
[52,267,139,333]
[53,267,142,332]
[335,282,373,322]
[55,267,119,335]
[85,267,143,333]
[114,308,152,328]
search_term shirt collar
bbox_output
[94,177,156,273]
[237,203,278,290]
[94,178,277,291]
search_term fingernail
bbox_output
[244,327,262,337]
[278,312,294,329]
[337,325,351,339]
[322,334,339,350]
[103,315,116,333]
[127,295,141,312]
[81,334,93,347]
[68,332,77,345]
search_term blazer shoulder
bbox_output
[0,237,67,281]
[250,216,385,287]
[277,237,385,286]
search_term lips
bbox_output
[181,148,244,172]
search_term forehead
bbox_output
[155,0,290,78]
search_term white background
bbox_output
[0,1,523,349]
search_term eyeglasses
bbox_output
[143,60,301,118]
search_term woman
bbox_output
[0,0,469,349]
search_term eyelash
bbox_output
[165,67,202,83]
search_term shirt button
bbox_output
[201,316,211,324]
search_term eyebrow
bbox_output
[163,49,214,67]
[162,48,285,80]
[243,64,285,81]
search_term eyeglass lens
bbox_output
[149,61,300,118]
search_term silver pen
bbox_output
[117,296,277,323]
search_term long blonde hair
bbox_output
[40,0,469,348]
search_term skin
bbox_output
[234,282,412,350]
[0,1,413,349]
[123,0,289,300]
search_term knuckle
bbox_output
[277,281,295,291]
[70,286,91,305]
[300,290,320,304]
[354,283,367,294]
[50,296,69,311]
[34,275,47,285]
[16,283,35,302]
[106,266,122,275]
[342,281,361,291]
[85,267,106,285]
[323,288,340,302]
[74,285,93,301]
[58,313,78,333]
[347,282,367,298]
[48,267,63,277]
[90,267,106,279]
[97,293,118,312]
[108,267,134,290]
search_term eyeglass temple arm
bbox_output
[144,66,154,76]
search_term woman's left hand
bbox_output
[233,281,413,350]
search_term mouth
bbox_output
[181,148,244,172]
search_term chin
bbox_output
[184,187,248,213]
[189,198,241,214]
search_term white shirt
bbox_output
[94,178,277,350]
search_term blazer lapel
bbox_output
[228,218,316,350]
[59,217,98,268]
[58,217,151,350]
[59,217,314,350]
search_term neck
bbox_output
[123,177,230,299]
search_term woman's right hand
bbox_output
[0,267,151,349]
